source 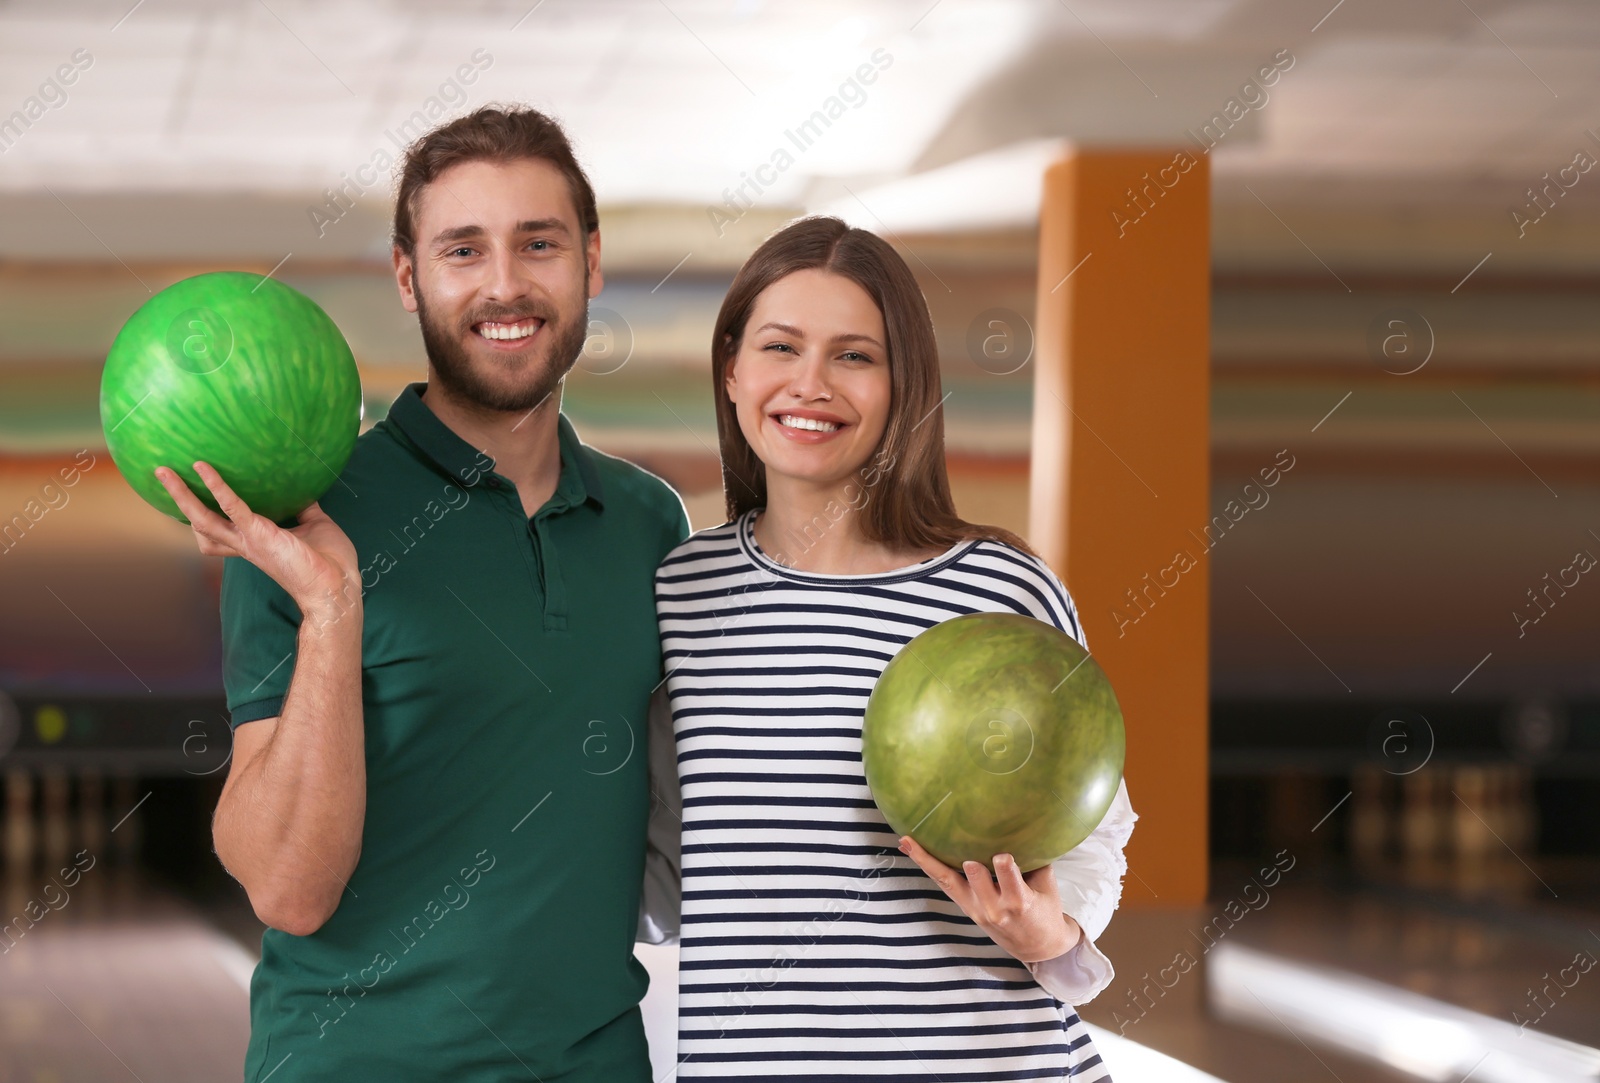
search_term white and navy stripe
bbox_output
[655,508,1111,1081]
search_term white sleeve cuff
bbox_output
[1050,779,1137,944]
[1025,933,1114,1005]
[1025,779,1138,1004]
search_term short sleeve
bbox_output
[220,555,303,728]
[657,482,692,559]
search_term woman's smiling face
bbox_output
[724,267,891,490]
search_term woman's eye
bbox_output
[841,351,872,363]
[764,342,794,354]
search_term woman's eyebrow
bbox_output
[834,333,884,348]
[755,321,806,338]
[754,321,883,349]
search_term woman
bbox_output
[651,215,1136,1080]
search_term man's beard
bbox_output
[415,280,589,413]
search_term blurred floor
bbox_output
[1080,874,1600,1081]
[3,863,1599,1082]
[1215,872,1600,1048]
[0,867,252,1083]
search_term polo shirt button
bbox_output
[484,476,501,488]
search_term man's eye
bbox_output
[450,247,475,258]
[529,240,550,251]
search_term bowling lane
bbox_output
[1217,879,1600,1048]
[1080,874,1600,1081]
[0,867,252,1082]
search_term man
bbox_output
[156,106,687,1082]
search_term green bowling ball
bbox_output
[99,272,362,524]
[862,612,1125,872]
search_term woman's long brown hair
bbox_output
[711,215,1037,558]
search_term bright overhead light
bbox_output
[812,138,1071,233]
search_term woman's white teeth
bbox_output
[778,414,840,433]
[478,321,538,340]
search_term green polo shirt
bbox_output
[220,381,689,1083]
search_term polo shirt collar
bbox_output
[385,381,605,509]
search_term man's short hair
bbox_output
[391,104,599,258]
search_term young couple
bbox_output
[156,105,1135,1083]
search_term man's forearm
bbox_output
[215,603,366,934]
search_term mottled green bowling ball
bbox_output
[863,612,1125,872]
[100,272,361,524]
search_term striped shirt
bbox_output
[653,508,1125,1081]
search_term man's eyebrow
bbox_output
[430,218,573,248]
[515,218,571,237]
[754,321,884,349]
[432,224,487,247]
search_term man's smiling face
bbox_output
[395,156,603,413]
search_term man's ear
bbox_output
[393,244,419,314]
[586,229,604,298]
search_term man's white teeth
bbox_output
[478,321,538,340]
[778,414,840,433]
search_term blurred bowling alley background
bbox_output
[4,2,1600,1081]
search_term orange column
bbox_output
[1029,148,1211,906]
